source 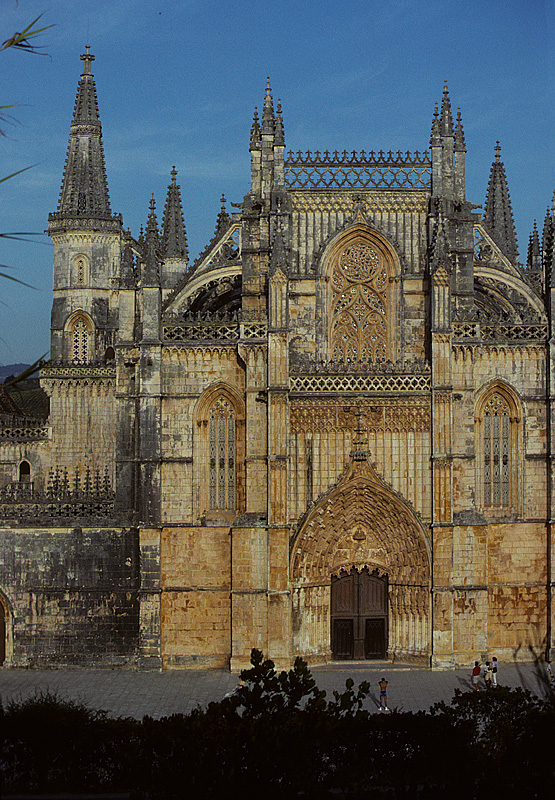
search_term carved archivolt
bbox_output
[291,459,430,589]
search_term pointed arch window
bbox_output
[330,242,389,363]
[208,398,236,511]
[67,313,94,364]
[476,386,522,513]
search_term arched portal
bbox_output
[291,460,431,662]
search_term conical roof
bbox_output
[49,45,120,230]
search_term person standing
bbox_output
[484,661,492,689]
[378,677,389,711]
[491,656,498,688]
[472,661,481,690]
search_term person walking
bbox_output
[472,661,481,690]
[491,656,498,688]
[378,677,389,711]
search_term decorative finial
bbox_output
[170,166,177,184]
[80,43,95,76]
[352,402,368,461]
[494,141,501,162]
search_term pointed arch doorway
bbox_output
[331,567,388,660]
[291,460,431,663]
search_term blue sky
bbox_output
[1,0,554,365]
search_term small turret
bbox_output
[483,142,518,265]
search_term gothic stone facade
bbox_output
[1,50,554,669]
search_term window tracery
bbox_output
[476,385,521,513]
[330,243,388,363]
[68,314,93,364]
[208,397,236,511]
[75,256,85,285]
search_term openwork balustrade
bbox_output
[285,149,431,190]
[0,466,114,523]
[453,322,548,342]
[290,372,431,393]
[0,423,49,442]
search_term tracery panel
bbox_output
[330,242,389,363]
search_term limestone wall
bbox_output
[159,525,230,668]
[0,526,138,667]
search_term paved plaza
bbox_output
[0,660,549,719]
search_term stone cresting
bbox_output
[285,149,431,190]
[0,466,114,525]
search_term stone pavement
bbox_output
[0,660,549,719]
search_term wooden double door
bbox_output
[331,568,388,660]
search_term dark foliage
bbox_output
[0,690,139,793]
[1,652,554,798]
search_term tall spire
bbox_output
[51,45,115,224]
[483,142,519,264]
[161,167,188,262]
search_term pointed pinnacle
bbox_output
[274,98,285,146]
[440,81,453,136]
[262,76,275,135]
[454,107,466,152]
[250,106,261,150]
[494,141,501,162]
[430,102,441,146]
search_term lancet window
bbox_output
[476,386,521,513]
[330,242,388,363]
[208,398,236,511]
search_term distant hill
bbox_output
[0,364,31,382]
